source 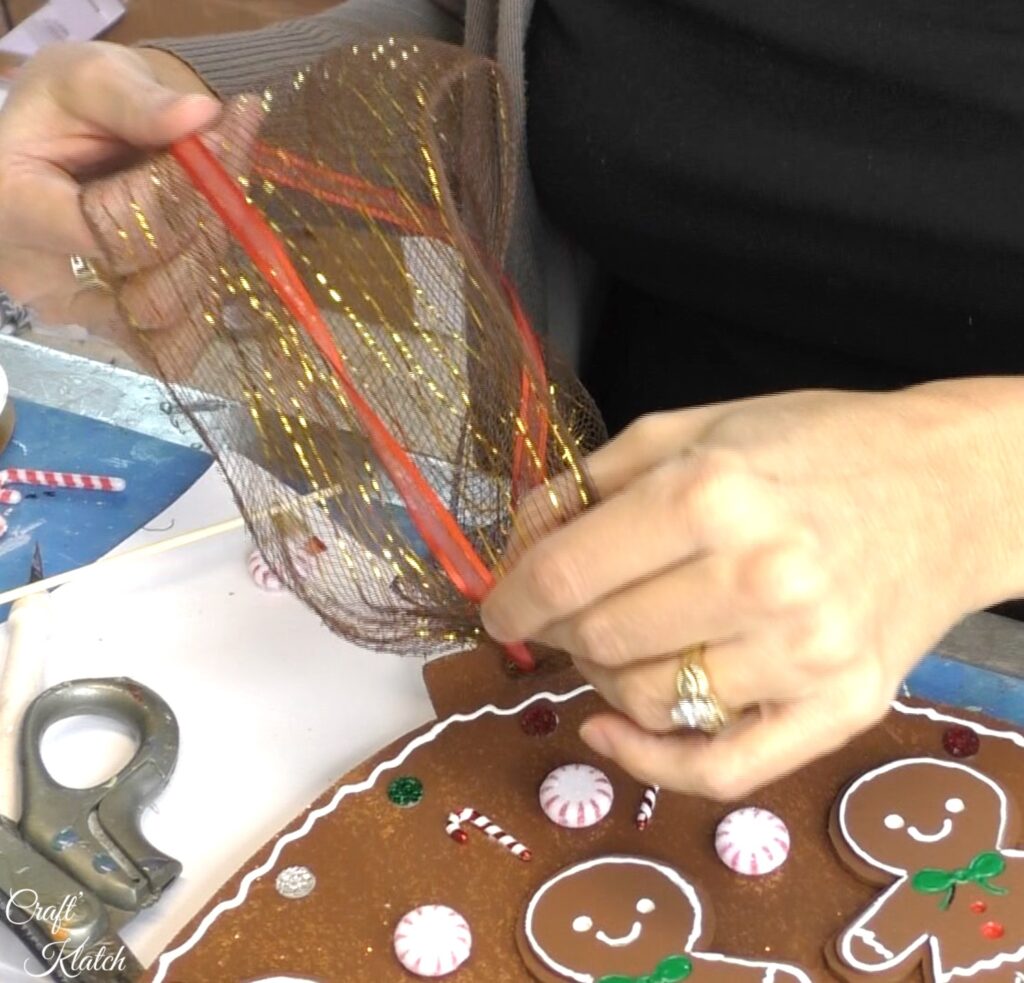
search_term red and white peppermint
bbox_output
[0,468,126,492]
[715,806,790,876]
[247,541,318,591]
[393,904,471,977]
[539,763,614,829]
[247,549,284,592]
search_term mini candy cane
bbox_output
[445,807,532,861]
[0,469,126,492]
[635,784,659,831]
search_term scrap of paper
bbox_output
[0,0,124,58]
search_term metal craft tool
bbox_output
[0,543,49,819]
[0,677,180,982]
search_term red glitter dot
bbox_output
[970,901,988,914]
[981,922,1004,940]
[520,705,559,737]
[942,725,980,758]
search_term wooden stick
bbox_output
[0,515,246,607]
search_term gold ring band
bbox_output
[670,642,731,734]
[69,255,108,292]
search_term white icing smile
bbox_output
[907,818,953,843]
[596,921,642,947]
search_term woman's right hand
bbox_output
[0,41,220,339]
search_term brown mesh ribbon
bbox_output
[81,39,605,661]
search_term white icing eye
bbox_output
[884,814,905,830]
[945,797,965,814]
[636,898,656,914]
[572,915,593,933]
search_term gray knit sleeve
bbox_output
[143,0,465,97]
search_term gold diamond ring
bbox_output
[69,255,108,291]
[670,642,731,734]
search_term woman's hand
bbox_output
[0,42,218,342]
[482,383,1016,799]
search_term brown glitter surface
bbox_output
[145,646,1024,983]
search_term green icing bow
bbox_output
[598,954,693,983]
[911,850,1009,910]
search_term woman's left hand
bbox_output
[481,383,1016,799]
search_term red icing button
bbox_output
[980,921,1004,940]
[942,724,980,758]
[970,901,988,914]
[520,704,558,737]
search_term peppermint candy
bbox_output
[247,543,317,592]
[393,905,471,977]
[539,764,614,829]
[715,806,790,876]
[247,549,284,592]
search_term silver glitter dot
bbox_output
[276,866,316,899]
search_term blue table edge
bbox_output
[905,652,1024,726]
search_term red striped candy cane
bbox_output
[635,785,659,831]
[0,489,21,505]
[445,808,532,861]
[0,469,126,492]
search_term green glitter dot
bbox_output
[388,776,424,807]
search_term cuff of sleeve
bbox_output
[140,0,462,99]
[140,16,348,98]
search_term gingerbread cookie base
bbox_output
[145,646,1024,983]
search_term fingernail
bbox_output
[580,720,611,757]
[156,91,215,115]
[179,93,221,114]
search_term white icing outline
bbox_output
[151,684,593,982]
[596,921,642,947]
[150,696,1024,982]
[249,978,319,982]
[523,855,812,983]
[907,818,953,843]
[852,928,896,960]
[691,952,811,982]
[837,743,1024,980]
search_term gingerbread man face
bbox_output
[521,856,700,982]
[837,758,1008,875]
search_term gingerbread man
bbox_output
[516,855,812,982]
[831,757,1024,981]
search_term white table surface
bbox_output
[0,465,435,979]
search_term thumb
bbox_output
[52,48,220,147]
